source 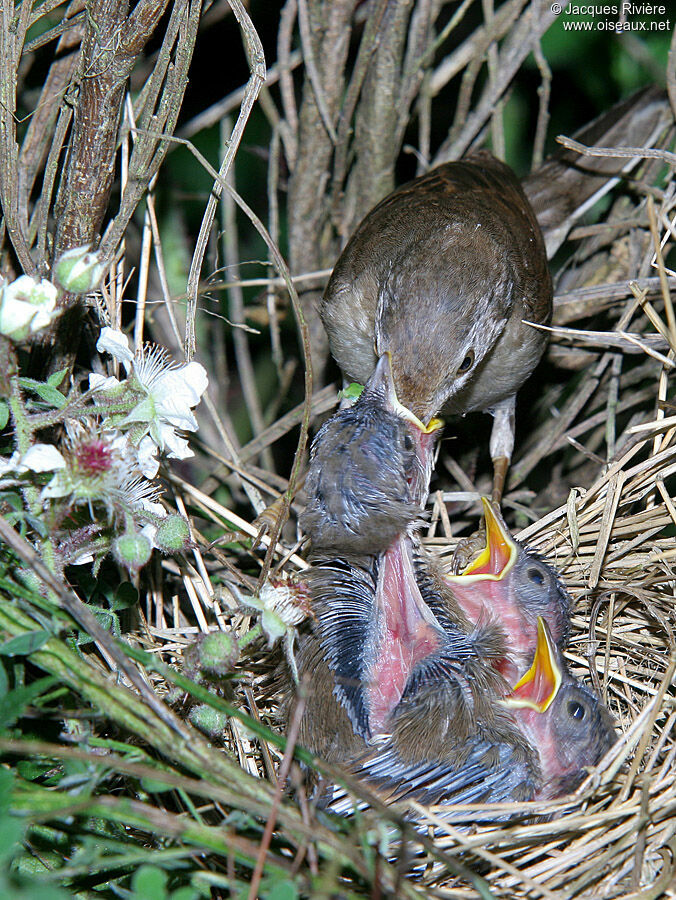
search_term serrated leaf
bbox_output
[33,384,67,409]
[0,676,56,730]
[47,368,68,389]
[18,378,67,409]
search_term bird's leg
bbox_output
[489,396,516,503]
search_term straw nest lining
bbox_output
[142,133,676,897]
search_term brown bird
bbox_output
[319,88,671,502]
[300,352,442,556]
[441,498,571,685]
[321,151,552,501]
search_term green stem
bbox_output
[7,352,31,456]
[5,353,59,575]
[27,399,139,429]
[238,621,262,648]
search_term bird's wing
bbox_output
[327,736,538,821]
[306,556,379,739]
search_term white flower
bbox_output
[22,444,67,472]
[0,452,21,477]
[96,327,134,368]
[0,444,66,478]
[0,444,66,492]
[0,275,58,341]
[95,327,208,461]
[89,372,121,392]
[136,435,159,479]
[70,552,95,566]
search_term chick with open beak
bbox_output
[327,616,615,818]
[298,534,507,757]
[301,352,441,556]
[504,617,616,800]
[442,499,570,684]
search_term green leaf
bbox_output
[171,889,201,900]
[0,632,51,656]
[16,759,55,782]
[0,769,15,815]
[18,378,66,409]
[0,676,57,730]
[262,879,298,900]
[0,402,9,430]
[113,582,139,610]
[132,865,169,899]
[0,816,25,864]
[339,382,364,401]
[140,776,173,794]
[46,368,68,389]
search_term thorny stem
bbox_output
[7,347,31,457]
[27,398,141,428]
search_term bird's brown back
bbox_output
[321,152,552,419]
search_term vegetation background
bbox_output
[0,2,674,898]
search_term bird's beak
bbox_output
[449,497,518,583]
[367,353,443,506]
[503,617,562,713]
[370,352,444,437]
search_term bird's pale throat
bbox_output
[366,534,441,733]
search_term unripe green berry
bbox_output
[112,531,152,572]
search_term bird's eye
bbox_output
[404,434,414,452]
[527,566,545,585]
[568,700,586,721]
[457,350,475,375]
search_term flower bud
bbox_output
[54,246,105,294]
[188,704,229,739]
[0,275,58,341]
[197,630,240,676]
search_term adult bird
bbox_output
[320,151,551,502]
[319,87,670,502]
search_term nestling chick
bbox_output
[441,498,571,683]
[301,352,441,555]
[328,618,615,818]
